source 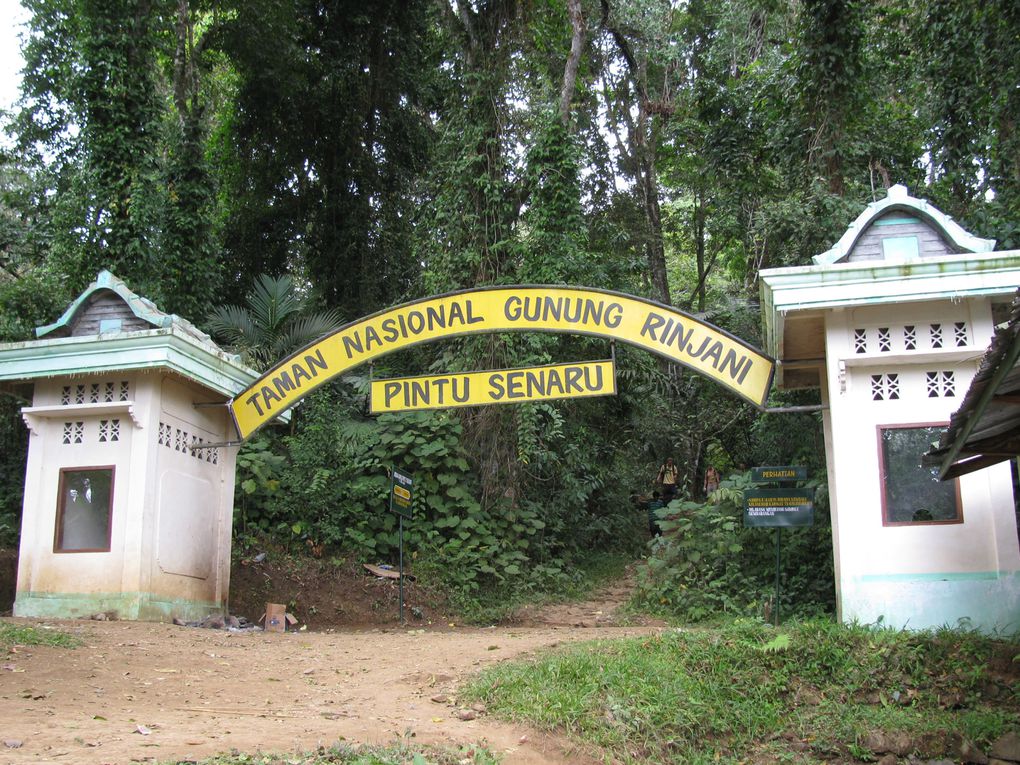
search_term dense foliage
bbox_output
[1,0,1015,616]
[635,469,834,622]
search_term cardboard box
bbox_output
[259,603,297,633]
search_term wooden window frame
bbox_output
[877,423,962,527]
[53,465,115,553]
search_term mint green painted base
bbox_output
[14,591,224,623]
[842,571,1020,635]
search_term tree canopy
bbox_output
[1,0,1014,616]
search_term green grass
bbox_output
[0,622,82,649]
[159,741,500,764]
[460,618,1020,764]
[451,550,636,624]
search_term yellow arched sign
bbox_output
[229,286,775,440]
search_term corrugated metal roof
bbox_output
[927,288,1020,479]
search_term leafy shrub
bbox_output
[635,471,835,622]
[231,381,648,618]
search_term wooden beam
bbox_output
[942,454,1012,480]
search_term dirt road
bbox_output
[0,592,664,764]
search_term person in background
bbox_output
[656,457,679,502]
[704,465,720,495]
[646,491,665,536]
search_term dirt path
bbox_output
[0,582,665,765]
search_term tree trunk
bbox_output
[559,0,585,126]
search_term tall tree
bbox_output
[794,0,865,197]
[920,0,1020,245]
[597,0,677,305]
[210,0,434,314]
[15,0,223,318]
[156,0,223,320]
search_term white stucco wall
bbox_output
[16,374,148,616]
[15,372,239,621]
[823,298,1020,632]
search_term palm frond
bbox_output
[249,274,303,333]
[272,309,345,358]
[206,305,263,349]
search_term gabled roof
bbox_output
[927,288,1020,479]
[36,269,213,348]
[0,270,258,399]
[812,184,996,265]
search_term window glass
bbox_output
[881,235,920,260]
[55,467,114,551]
[879,425,960,524]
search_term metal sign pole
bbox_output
[774,527,782,626]
[388,466,413,626]
[398,515,405,625]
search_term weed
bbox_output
[160,740,501,764]
[461,619,1020,764]
[0,622,82,649]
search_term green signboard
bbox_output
[744,488,814,527]
[751,465,808,483]
[389,467,414,519]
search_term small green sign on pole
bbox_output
[750,465,808,484]
[745,466,813,627]
[390,467,414,519]
[743,488,815,527]
[389,467,414,624]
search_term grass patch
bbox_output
[0,621,82,649]
[452,551,636,624]
[160,740,499,764]
[461,619,1020,764]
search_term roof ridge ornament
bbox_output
[35,270,217,350]
[812,185,996,266]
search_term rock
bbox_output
[989,731,1020,761]
[957,738,989,765]
[863,730,914,756]
[876,756,897,765]
[430,694,449,704]
[794,685,824,706]
[455,709,476,721]
[172,613,243,630]
[470,702,487,713]
[939,690,966,709]
[3,740,23,749]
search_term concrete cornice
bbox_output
[761,251,1020,313]
[0,325,259,397]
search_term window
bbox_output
[98,419,120,442]
[903,325,916,350]
[953,322,968,347]
[870,373,900,401]
[925,371,956,398]
[854,328,868,353]
[878,425,961,525]
[881,235,919,260]
[877,327,891,352]
[54,467,114,552]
